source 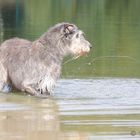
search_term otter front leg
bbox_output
[22,82,50,96]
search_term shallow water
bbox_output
[0,78,140,140]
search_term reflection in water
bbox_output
[0,0,24,40]
[0,94,61,140]
[0,93,89,140]
[0,79,140,140]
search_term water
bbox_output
[0,78,140,140]
[0,0,140,140]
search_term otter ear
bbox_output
[63,24,75,34]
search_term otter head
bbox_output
[61,23,92,58]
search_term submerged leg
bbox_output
[22,81,50,97]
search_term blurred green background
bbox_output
[0,0,140,78]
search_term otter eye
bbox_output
[64,33,68,38]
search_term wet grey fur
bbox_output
[0,22,91,96]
